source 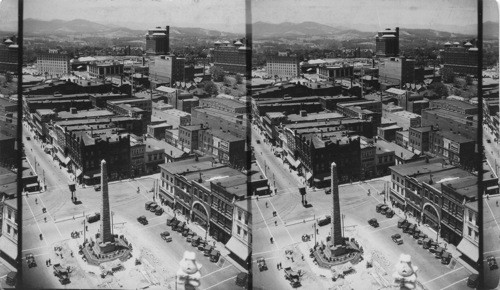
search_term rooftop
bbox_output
[287,111,343,123]
[376,139,417,160]
[390,158,450,176]
[159,156,224,175]
[442,175,478,198]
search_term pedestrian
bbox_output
[46,260,48,266]
[275,220,277,226]
[44,217,47,223]
[277,263,279,270]
[256,196,259,201]
[279,262,282,269]
[270,237,273,244]
[291,257,294,262]
[302,255,304,261]
[317,228,319,234]
[265,202,268,208]
[48,258,51,265]
[497,201,499,207]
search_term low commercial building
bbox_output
[266,52,300,78]
[0,198,17,268]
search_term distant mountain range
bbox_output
[251,21,487,40]
[23,18,241,38]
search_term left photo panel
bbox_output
[0,0,20,288]
[19,0,250,289]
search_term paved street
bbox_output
[483,124,500,181]
[251,126,474,290]
[21,124,241,289]
[483,195,500,289]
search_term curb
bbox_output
[285,216,316,227]
[54,214,86,224]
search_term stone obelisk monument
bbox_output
[98,159,115,253]
[331,162,343,246]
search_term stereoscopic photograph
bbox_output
[0,0,498,289]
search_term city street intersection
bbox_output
[251,125,474,290]
[21,125,241,289]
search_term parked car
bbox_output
[235,272,248,287]
[160,231,172,242]
[406,224,418,235]
[26,253,36,268]
[167,218,177,227]
[256,139,261,144]
[376,204,388,213]
[191,236,202,247]
[397,219,409,228]
[317,215,331,227]
[284,267,302,288]
[5,271,16,286]
[422,238,432,249]
[257,257,268,271]
[402,223,414,234]
[434,247,445,258]
[155,208,164,216]
[149,202,158,212]
[467,273,479,288]
[197,239,208,251]
[412,228,421,238]
[137,216,148,225]
[384,209,395,218]
[204,245,214,256]
[487,256,498,270]
[210,250,221,263]
[94,185,101,191]
[441,252,452,265]
[145,201,154,210]
[368,218,379,228]
[391,233,403,245]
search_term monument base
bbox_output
[312,237,364,269]
[82,235,133,266]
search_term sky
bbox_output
[0,0,498,33]
[253,0,499,32]
[2,0,246,33]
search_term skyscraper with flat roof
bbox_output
[146,26,170,55]
[375,27,399,57]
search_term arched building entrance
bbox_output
[191,201,209,230]
[421,203,440,233]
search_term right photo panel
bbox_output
[250,0,497,289]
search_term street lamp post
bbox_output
[111,211,114,236]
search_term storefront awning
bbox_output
[0,236,18,260]
[76,169,83,177]
[306,172,313,180]
[63,157,71,165]
[159,189,175,202]
[256,187,268,192]
[275,148,283,153]
[55,151,65,162]
[226,237,250,261]
[285,155,301,168]
[457,238,479,262]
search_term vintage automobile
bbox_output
[434,247,445,258]
[412,228,422,238]
[86,212,100,223]
[397,218,409,229]
[94,185,101,191]
[186,233,196,243]
[441,252,452,265]
[145,201,154,210]
[160,231,172,242]
[26,253,36,268]
[317,215,331,227]
[487,255,498,270]
[402,223,414,234]
[198,239,208,251]
[5,271,16,286]
[204,245,214,256]
[210,250,221,263]
[191,236,202,247]
[406,224,418,235]
[235,272,248,287]
[170,219,180,229]
[166,217,177,226]
[155,208,164,216]
[137,216,148,225]
[422,238,433,250]
[257,257,268,271]
[415,233,428,244]
[284,267,302,288]
[467,273,479,288]
[182,229,194,237]
[376,204,389,213]
[368,218,379,228]
[149,203,158,212]
[53,264,70,285]
[391,233,403,245]
[384,209,395,218]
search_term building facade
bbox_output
[36,49,70,77]
[266,53,300,78]
[146,26,170,55]
[442,42,479,76]
[149,55,186,85]
[213,40,248,75]
[375,27,399,57]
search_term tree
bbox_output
[203,81,218,96]
[224,87,232,95]
[235,74,243,84]
[441,67,454,83]
[223,76,232,87]
[209,66,225,82]
[429,82,449,98]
